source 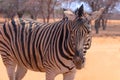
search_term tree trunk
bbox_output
[102,18,107,30]
[17,11,24,18]
[30,13,37,20]
[95,19,101,34]
[47,15,50,23]
[53,10,55,22]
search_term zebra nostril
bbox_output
[83,50,87,53]
[82,57,85,63]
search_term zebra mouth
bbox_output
[72,56,85,69]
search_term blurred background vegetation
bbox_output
[0,0,120,34]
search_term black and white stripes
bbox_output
[0,4,104,80]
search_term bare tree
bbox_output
[79,0,119,34]
[0,0,17,19]
[25,0,41,20]
[25,0,58,23]
[16,0,26,18]
[0,0,58,22]
[0,0,27,19]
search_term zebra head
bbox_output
[67,4,104,69]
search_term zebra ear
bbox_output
[86,7,105,21]
[74,8,78,15]
[77,4,84,17]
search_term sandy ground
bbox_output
[0,37,120,80]
[0,20,120,80]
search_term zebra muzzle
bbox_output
[73,51,85,69]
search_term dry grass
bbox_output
[0,19,120,80]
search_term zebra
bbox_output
[0,5,104,80]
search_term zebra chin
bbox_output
[72,56,85,69]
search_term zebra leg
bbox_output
[46,70,57,80]
[63,68,76,80]
[1,55,16,80]
[15,65,27,80]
